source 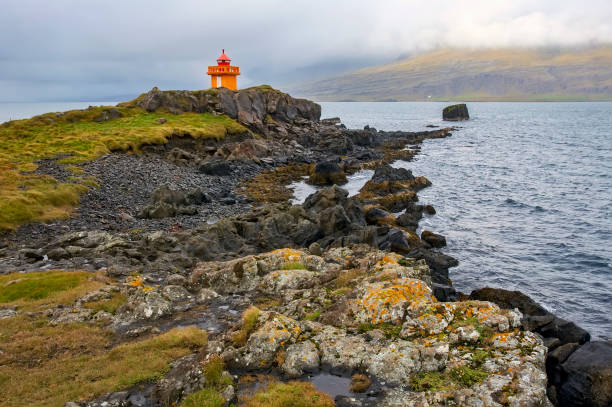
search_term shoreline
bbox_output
[0,87,608,406]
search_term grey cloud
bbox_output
[1,0,611,101]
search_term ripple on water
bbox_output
[319,101,612,340]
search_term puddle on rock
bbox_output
[307,372,353,398]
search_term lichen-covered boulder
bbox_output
[353,278,434,324]
[281,340,320,378]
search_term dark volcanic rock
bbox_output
[396,204,424,231]
[421,230,446,248]
[557,341,612,407]
[371,164,415,183]
[442,104,469,121]
[198,159,232,176]
[307,161,348,186]
[365,207,392,225]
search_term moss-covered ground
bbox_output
[0,270,207,407]
[0,105,246,230]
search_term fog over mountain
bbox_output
[1,0,611,101]
[288,46,612,101]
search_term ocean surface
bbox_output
[2,100,610,339]
[0,101,117,123]
[317,101,612,340]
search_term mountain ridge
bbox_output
[289,46,612,101]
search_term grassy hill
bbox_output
[290,46,612,101]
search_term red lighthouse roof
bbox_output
[217,49,231,64]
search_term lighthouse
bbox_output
[207,49,240,90]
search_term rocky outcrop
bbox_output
[421,230,447,248]
[120,86,321,131]
[555,341,612,407]
[468,287,601,406]
[443,103,470,121]
[201,248,551,406]
[307,161,347,186]
[469,288,590,346]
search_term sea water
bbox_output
[319,101,612,340]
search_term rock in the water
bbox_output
[421,230,446,248]
[557,341,612,407]
[370,164,414,183]
[307,161,347,186]
[442,104,469,121]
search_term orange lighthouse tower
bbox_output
[207,49,240,90]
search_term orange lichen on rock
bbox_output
[355,278,434,324]
[271,248,304,262]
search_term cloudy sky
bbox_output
[1,0,611,101]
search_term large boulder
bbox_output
[442,104,469,121]
[557,341,612,407]
[421,230,447,248]
[307,161,347,186]
[371,164,414,183]
[198,159,232,176]
[138,184,208,219]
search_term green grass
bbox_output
[449,365,489,387]
[203,355,232,389]
[180,355,232,407]
[0,270,104,311]
[233,306,260,347]
[409,365,489,393]
[83,292,127,315]
[241,381,334,407]
[410,371,450,392]
[0,321,207,407]
[0,105,246,230]
[357,322,402,338]
[281,262,307,270]
[0,273,82,303]
[181,387,225,407]
[303,310,321,321]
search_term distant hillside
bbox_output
[290,47,612,101]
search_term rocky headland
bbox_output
[0,86,608,407]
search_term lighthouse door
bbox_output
[216,76,221,87]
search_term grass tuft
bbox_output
[241,381,334,407]
[448,365,489,387]
[303,310,321,321]
[233,306,260,347]
[181,387,225,407]
[349,373,370,393]
[83,292,127,315]
[281,262,307,270]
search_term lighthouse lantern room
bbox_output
[207,49,240,90]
